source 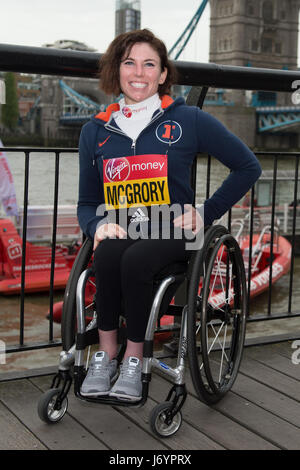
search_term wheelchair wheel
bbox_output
[37,388,68,423]
[150,401,182,438]
[61,238,93,351]
[188,225,247,404]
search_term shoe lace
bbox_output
[120,362,139,382]
[89,362,108,378]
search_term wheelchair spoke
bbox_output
[85,302,94,310]
[219,324,228,384]
[87,278,96,288]
[209,322,229,362]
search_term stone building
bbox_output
[210,0,300,69]
[207,0,300,149]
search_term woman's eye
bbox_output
[123,60,134,66]
[145,62,155,67]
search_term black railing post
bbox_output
[49,151,60,342]
[267,155,278,316]
[19,150,30,346]
[247,186,256,316]
[288,156,299,313]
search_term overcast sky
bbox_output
[0,0,210,62]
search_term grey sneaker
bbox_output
[80,351,118,397]
[109,356,142,402]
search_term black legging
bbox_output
[93,238,191,342]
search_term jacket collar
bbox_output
[94,94,174,123]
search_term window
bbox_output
[252,39,259,51]
[261,37,273,53]
[263,0,274,22]
[219,3,233,17]
[275,43,282,54]
[248,3,254,15]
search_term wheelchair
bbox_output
[37,224,247,438]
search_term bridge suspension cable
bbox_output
[168,0,208,60]
[59,79,101,114]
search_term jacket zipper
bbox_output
[93,109,165,165]
[104,108,164,157]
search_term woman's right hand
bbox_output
[93,223,127,251]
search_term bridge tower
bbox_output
[115,0,141,36]
[209,0,300,70]
[207,0,300,149]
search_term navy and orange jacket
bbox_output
[77,95,261,239]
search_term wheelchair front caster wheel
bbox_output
[150,401,182,437]
[37,388,68,424]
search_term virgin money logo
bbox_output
[122,107,132,118]
[105,157,130,182]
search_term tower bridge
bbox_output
[36,75,113,144]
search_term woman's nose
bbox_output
[134,63,144,77]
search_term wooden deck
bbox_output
[0,341,299,451]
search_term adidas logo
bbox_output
[130,208,149,223]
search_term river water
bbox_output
[1,150,300,371]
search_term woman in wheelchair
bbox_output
[77,29,261,402]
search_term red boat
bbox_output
[207,225,291,308]
[0,218,80,294]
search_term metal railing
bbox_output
[1,148,77,353]
[2,147,300,355]
[1,44,300,356]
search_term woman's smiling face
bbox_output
[119,42,167,105]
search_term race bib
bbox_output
[103,154,170,210]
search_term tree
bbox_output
[1,72,19,130]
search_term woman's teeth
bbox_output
[131,82,147,88]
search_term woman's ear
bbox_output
[159,67,168,85]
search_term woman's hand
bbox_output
[173,204,203,234]
[93,223,127,251]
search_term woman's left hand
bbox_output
[173,204,203,234]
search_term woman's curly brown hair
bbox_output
[99,29,177,97]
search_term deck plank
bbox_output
[213,391,300,449]
[271,341,299,359]
[238,356,300,401]
[0,380,108,450]
[231,371,300,427]
[245,344,300,381]
[0,401,46,450]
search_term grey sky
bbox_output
[0,0,210,62]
